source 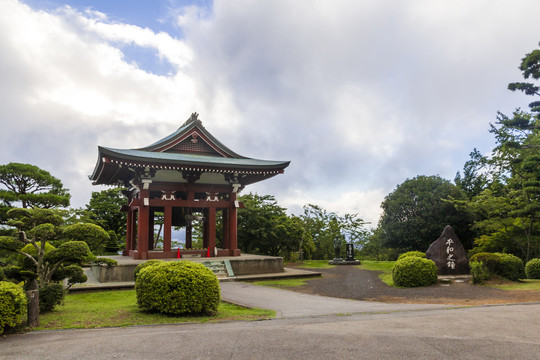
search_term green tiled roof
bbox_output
[99,147,289,169]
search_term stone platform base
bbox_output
[91,254,284,283]
[328,259,361,265]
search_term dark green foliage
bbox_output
[525,258,540,279]
[0,267,4,281]
[18,242,56,270]
[136,261,220,315]
[469,252,503,274]
[0,235,23,252]
[392,256,438,287]
[7,208,63,232]
[469,260,490,283]
[104,230,120,254]
[469,252,525,281]
[0,162,70,212]
[238,194,305,257]
[497,253,525,281]
[133,259,163,281]
[93,257,118,268]
[397,251,426,261]
[47,241,92,264]
[85,188,127,241]
[2,266,29,282]
[378,175,473,252]
[0,281,26,334]
[39,283,65,313]
[62,223,110,255]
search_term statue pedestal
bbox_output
[328,259,361,265]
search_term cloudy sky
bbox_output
[1,0,539,227]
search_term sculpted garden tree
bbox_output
[0,163,70,223]
[0,208,92,315]
[377,175,473,253]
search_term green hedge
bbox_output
[526,258,540,279]
[397,251,426,261]
[469,252,502,273]
[469,252,525,281]
[392,256,438,287]
[0,281,27,334]
[136,261,220,315]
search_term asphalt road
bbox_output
[3,302,540,359]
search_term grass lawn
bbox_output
[251,278,311,288]
[33,289,275,331]
[286,260,335,269]
[359,260,395,286]
[488,278,540,291]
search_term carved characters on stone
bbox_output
[426,225,469,275]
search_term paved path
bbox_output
[4,303,540,359]
[220,282,449,317]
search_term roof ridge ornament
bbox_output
[182,112,201,127]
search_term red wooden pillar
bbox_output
[208,207,216,257]
[164,206,172,253]
[137,205,149,259]
[148,208,155,251]
[229,193,239,256]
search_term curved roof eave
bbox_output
[99,147,290,171]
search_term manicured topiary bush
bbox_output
[525,258,540,279]
[62,223,110,255]
[469,252,502,274]
[133,259,163,281]
[397,251,426,261]
[0,281,27,334]
[392,256,438,287]
[469,252,525,281]
[497,253,525,281]
[136,261,220,315]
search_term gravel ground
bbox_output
[287,265,540,305]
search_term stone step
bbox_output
[201,260,233,279]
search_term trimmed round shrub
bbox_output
[133,259,163,281]
[136,261,220,315]
[526,258,540,279]
[397,251,426,261]
[470,252,525,281]
[392,256,438,287]
[497,253,525,281]
[469,252,502,274]
[62,223,110,255]
[39,283,65,313]
[0,281,27,334]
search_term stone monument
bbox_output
[328,230,360,265]
[426,225,468,275]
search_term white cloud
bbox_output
[1,0,540,227]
